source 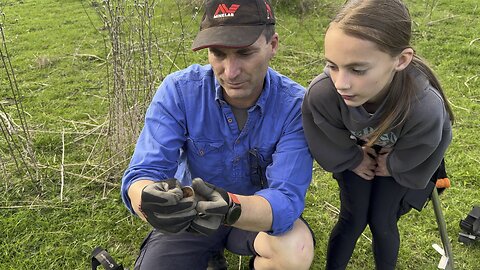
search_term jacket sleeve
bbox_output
[301,74,363,173]
[387,88,452,189]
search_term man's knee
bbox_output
[253,219,314,270]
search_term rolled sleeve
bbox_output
[257,113,313,235]
[121,75,187,213]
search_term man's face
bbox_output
[208,33,278,108]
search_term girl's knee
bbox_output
[337,216,368,236]
[369,216,398,236]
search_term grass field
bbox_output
[0,0,479,269]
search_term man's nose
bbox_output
[224,57,241,80]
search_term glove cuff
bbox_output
[225,192,242,225]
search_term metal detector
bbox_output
[431,187,454,270]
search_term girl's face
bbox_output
[324,24,401,108]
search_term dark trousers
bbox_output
[326,170,408,270]
[134,225,257,270]
[134,217,314,270]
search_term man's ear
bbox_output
[395,48,414,71]
[269,33,279,58]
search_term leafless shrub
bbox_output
[0,14,39,188]
[93,0,201,179]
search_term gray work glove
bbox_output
[140,179,197,234]
[189,178,236,236]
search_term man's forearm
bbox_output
[127,179,155,221]
[233,195,273,232]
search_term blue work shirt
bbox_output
[121,64,313,235]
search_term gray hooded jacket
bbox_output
[302,68,452,189]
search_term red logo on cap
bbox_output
[214,4,240,18]
[265,1,273,19]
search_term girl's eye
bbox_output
[326,64,338,71]
[352,69,367,75]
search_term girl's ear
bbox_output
[395,48,414,71]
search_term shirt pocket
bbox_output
[186,138,225,177]
[257,146,274,167]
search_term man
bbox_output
[121,0,314,269]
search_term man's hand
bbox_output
[189,178,233,236]
[140,179,197,234]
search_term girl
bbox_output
[301,0,454,269]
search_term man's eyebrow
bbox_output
[208,46,259,55]
[209,48,223,53]
[237,47,258,53]
[324,57,370,67]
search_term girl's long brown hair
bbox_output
[331,0,454,146]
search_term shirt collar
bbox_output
[214,68,272,115]
[214,79,224,105]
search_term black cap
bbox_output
[192,0,275,51]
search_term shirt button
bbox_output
[235,139,240,144]
[227,118,233,123]
[199,150,204,156]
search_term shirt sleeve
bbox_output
[387,88,452,189]
[121,75,187,213]
[301,74,363,173]
[256,98,313,235]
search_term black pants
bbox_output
[326,170,408,270]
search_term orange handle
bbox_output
[436,178,451,188]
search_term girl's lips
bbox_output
[341,95,354,100]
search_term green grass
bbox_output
[0,0,479,269]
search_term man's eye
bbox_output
[238,51,253,57]
[210,50,225,58]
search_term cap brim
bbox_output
[192,25,265,51]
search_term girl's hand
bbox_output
[352,146,377,180]
[375,148,392,176]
